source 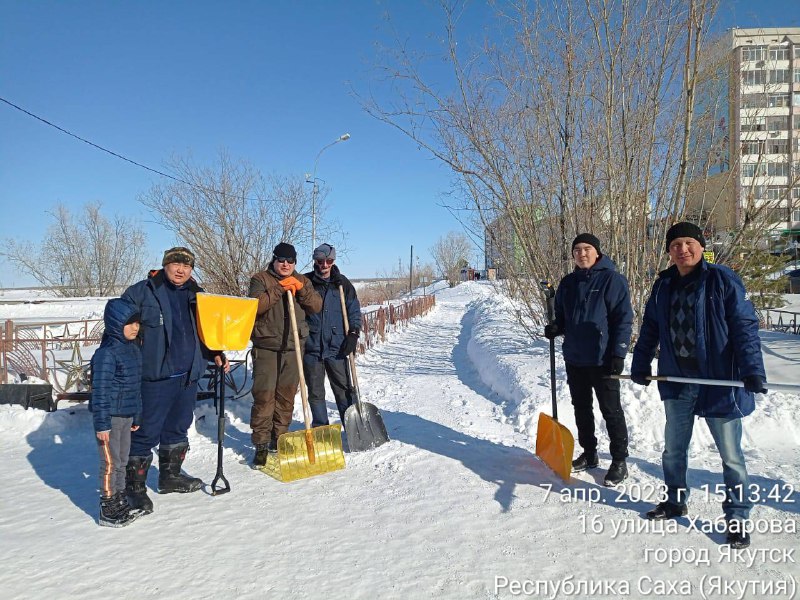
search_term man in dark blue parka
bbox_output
[303,243,362,427]
[631,222,766,549]
[121,247,227,513]
[545,233,633,486]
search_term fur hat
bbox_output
[665,222,705,253]
[272,242,297,261]
[312,243,336,261]
[162,246,195,267]
[571,233,602,255]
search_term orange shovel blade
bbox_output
[535,413,574,481]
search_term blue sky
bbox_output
[1,0,798,287]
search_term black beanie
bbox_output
[572,233,602,255]
[665,222,705,253]
[272,242,297,261]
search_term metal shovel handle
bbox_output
[211,364,230,495]
[610,374,800,394]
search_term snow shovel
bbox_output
[195,293,259,496]
[270,289,345,483]
[339,286,389,452]
[610,374,800,394]
[535,281,574,482]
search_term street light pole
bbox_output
[306,133,350,251]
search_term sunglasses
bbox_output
[274,257,296,264]
[315,258,335,266]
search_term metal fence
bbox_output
[0,294,437,398]
[761,309,800,336]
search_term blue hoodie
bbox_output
[554,254,634,367]
[89,298,143,432]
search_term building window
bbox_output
[767,141,788,154]
[769,69,790,84]
[741,116,766,131]
[741,94,768,108]
[743,70,766,85]
[742,163,767,177]
[766,116,789,131]
[765,208,788,223]
[767,162,789,177]
[742,140,765,155]
[795,115,800,130]
[742,46,766,61]
[794,92,800,107]
[793,188,800,200]
[768,47,790,61]
[766,186,784,201]
[795,46,800,59]
[795,67,800,84]
[793,209,800,223]
[768,93,790,107]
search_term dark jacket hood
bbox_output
[103,298,140,343]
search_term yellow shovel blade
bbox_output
[535,413,574,481]
[259,424,346,482]
[196,293,258,351]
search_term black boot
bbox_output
[125,455,154,514]
[571,451,599,472]
[253,444,270,467]
[158,442,203,494]
[603,461,628,486]
[100,494,137,527]
[646,501,688,520]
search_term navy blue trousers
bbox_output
[130,376,198,457]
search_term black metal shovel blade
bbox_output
[343,402,389,452]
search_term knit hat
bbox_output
[162,246,195,267]
[572,233,602,255]
[313,243,336,261]
[272,242,297,261]
[665,222,705,253]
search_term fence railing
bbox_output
[359,295,437,353]
[761,309,800,336]
[0,294,437,397]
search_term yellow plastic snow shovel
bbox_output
[261,289,345,483]
[195,293,258,495]
[196,293,258,352]
[535,282,574,481]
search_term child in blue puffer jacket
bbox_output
[89,298,143,527]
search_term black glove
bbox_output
[742,375,766,394]
[609,356,625,375]
[543,323,560,340]
[630,370,651,386]
[339,330,359,357]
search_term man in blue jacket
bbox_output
[121,247,228,513]
[631,222,766,549]
[545,233,633,486]
[303,243,362,428]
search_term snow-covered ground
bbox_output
[1,281,798,599]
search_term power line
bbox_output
[0,96,260,201]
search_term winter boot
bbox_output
[99,494,137,528]
[125,455,154,514]
[603,460,628,486]
[253,444,270,467]
[726,522,751,549]
[571,451,599,472]
[158,442,203,494]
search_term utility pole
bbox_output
[409,245,414,295]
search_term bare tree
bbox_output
[431,231,472,287]
[1,202,148,297]
[362,0,721,336]
[139,150,344,295]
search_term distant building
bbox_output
[688,27,800,246]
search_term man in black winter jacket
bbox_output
[545,233,633,486]
[303,243,362,428]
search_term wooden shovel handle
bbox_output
[338,286,361,396]
[285,290,315,461]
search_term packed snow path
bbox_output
[1,281,798,599]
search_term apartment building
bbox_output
[690,27,800,246]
